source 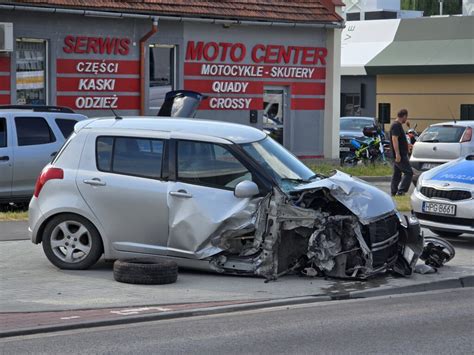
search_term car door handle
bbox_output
[169,190,193,198]
[0,156,9,161]
[51,151,57,157]
[83,178,106,187]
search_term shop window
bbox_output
[460,104,474,121]
[341,93,361,116]
[149,45,176,110]
[16,39,47,105]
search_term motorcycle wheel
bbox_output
[342,154,358,167]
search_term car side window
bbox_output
[0,118,6,148]
[15,116,56,146]
[55,118,78,138]
[177,140,252,189]
[96,136,163,179]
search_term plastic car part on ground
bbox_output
[420,236,455,268]
[113,258,178,285]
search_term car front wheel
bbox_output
[42,214,103,269]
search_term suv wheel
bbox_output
[42,214,103,269]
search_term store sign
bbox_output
[184,41,327,111]
[56,35,139,111]
[0,56,11,104]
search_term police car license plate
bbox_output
[422,201,456,216]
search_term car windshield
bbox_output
[340,118,374,131]
[240,137,320,189]
[419,125,466,143]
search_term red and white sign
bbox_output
[0,56,11,105]
[183,41,326,111]
[56,36,139,111]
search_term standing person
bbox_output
[390,109,413,196]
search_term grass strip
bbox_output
[308,162,392,177]
[0,211,28,221]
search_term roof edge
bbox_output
[366,65,474,75]
[0,3,345,27]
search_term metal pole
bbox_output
[439,0,444,15]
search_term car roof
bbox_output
[430,120,474,127]
[79,117,267,144]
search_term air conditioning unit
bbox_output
[0,23,13,52]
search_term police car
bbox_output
[411,155,474,237]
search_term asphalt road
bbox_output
[2,288,473,354]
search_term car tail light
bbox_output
[33,166,64,198]
[460,127,472,142]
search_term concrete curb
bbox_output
[2,276,473,339]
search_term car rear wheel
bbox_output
[429,229,463,238]
[42,214,103,269]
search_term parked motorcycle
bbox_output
[342,125,388,166]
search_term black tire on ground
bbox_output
[113,258,178,285]
[429,229,463,238]
[42,213,104,270]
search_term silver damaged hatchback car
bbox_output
[29,117,423,280]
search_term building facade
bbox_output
[0,0,345,159]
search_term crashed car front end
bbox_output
[206,171,424,280]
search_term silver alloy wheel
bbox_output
[50,220,92,263]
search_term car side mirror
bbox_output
[234,180,259,198]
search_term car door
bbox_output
[167,139,258,259]
[76,132,170,255]
[12,115,63,198]
[0,116,13,200]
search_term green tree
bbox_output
[401,0,462,16]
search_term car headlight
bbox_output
[416,175,423,191]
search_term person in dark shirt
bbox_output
[390,109,413,196]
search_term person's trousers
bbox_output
[391,156,413,195]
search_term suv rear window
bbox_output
[15,117,56,146]
[55,118,77,138]
[419,125,466,143]
[0,118,6,147]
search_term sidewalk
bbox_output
[1,237,473,337]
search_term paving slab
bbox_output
[1,235,473,336]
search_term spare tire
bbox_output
[113,258,178,285]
